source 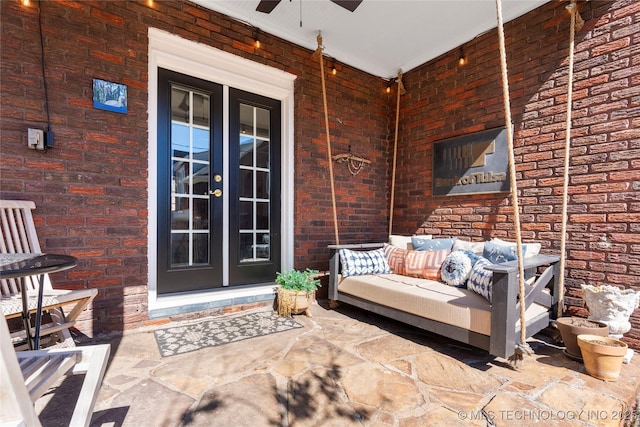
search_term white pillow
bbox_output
[490,238,541,258]
[452,239,485,255]
[389,234,431,250]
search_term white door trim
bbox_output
[147,28,296,314]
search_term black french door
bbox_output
[157,69,281,294]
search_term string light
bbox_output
[329,58,337,75]
[386,80,392,93]
[253,27,261,49]
[458,47,467,66]
[147,0,153,7]
[22,0,30,5]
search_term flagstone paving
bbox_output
[35,301,640,426]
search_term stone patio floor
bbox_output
[36,301,640,427]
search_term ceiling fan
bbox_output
[256,0,363,14]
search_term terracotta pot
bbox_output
[555,317,609,361]
[577,334,628,381]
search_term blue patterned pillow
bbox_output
[467,257,494,302]
[441,250,473,287]
[339,248,391,277]
[411,237,456,251]
[483,240,525,264]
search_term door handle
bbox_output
[210,189,222,197]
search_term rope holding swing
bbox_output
[388,70,406,236]
[314,32,340,245]
[495,0,531,367]
[558,0,581,319]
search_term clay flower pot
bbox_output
[577,334,628,381]
[555,317,609,361]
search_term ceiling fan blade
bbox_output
[256,0,282,14]
[329,0,363,12]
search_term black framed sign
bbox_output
[432,127,510,196]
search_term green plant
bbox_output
[275,268,321,294]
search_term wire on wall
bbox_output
[38,2,53,147]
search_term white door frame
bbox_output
[147,28,296,315]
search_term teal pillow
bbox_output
[411,237,456,251]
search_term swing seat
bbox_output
[328,243,560,359]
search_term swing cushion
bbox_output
[339,248,391,277]
[467,257,494,303]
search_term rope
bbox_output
[314,33,340,245]
[495,0,530,364]
[558,0,580,318]
[388,70,406,236]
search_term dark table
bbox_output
[0,253,78,349]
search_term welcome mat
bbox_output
[154,310,303,357]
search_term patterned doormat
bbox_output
[154,310,303,357]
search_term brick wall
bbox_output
[0,0,390,337]
[396,0,640,348]
[1,0,638,348]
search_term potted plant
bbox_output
[577,334,628,381]
[555,317,609,361]
[275,268,321,317]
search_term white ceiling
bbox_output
[192,0,548,79]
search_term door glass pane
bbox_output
[170,85,211,267]
[239,169,253,198]
[256,139,269,168]
[171,88,189,122]
[171,124,189,159]
[256,171,269,199]
[237,102,271,263]
[239,201,252,229]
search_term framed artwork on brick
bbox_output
[432,127,510,196]
[93,79,127,114]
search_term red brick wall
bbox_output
[1,0,390,336]
[2,0,638,348]
[396,0,640,348]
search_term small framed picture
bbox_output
[93,79,127,114]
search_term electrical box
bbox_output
[28,128,45,151]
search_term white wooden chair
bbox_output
[1,200,97,348]
[1,313,110,427]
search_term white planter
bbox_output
[581,284,640,339]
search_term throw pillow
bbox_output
[388,235,425,250]
[483,240,524,264]
[383,243,407,275]
[452,239,485,255]
[440,250,474,287]
[490,237,541,258]
[404,248,450,280]
[339,248,391,277]
[411,236,456,251]
[467,257,494,303]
